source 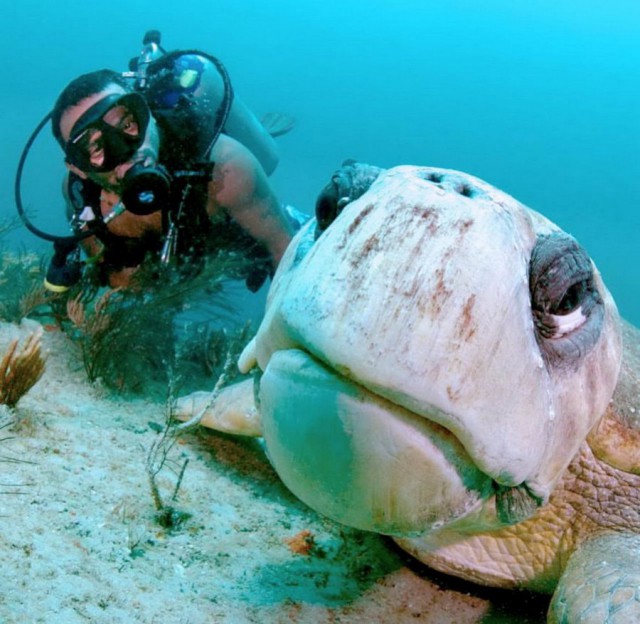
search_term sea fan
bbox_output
[0,326,46,408]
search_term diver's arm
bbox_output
[207,135,293,266]
[62,176,138,289]
[62,176,103,262]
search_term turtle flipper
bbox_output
[549,533,640,623]
[173,378,262,437]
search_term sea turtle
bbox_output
[176,163,639,622]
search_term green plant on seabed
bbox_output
[146,322,252,529]
[63,253,254,396]
[146,379,193,530]
[0,417,35,505]
[0,216,57,324]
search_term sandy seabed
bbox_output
[0,320,548,624]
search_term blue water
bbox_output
[2,0,638,325]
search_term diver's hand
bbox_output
[315,160,385,232]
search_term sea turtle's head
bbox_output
[242,165,622,536]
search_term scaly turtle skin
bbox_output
[177,164,638,622]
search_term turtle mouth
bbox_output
[256,348,541,537]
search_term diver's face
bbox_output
[59,84,159,192]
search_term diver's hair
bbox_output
[51,69,130,148]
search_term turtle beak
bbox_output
[258,348,495,535]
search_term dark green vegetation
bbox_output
[62,257,255,398]
[0,220,56,324]
[0,224,256,399]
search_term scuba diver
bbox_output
[16,31,305,293]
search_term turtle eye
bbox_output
[529,233,604,365]
[543,279,592,339]
[551,280,587,315]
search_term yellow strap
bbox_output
[43,278,70,293]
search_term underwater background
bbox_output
[2,0,639,326]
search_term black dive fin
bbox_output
[260,112,296,137]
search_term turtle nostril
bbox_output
[458,184,475,198]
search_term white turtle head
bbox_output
[242,165,622,536]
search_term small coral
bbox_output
[0,327,46,407]
[285,530,318,556]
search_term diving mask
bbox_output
[65,92,150,172]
